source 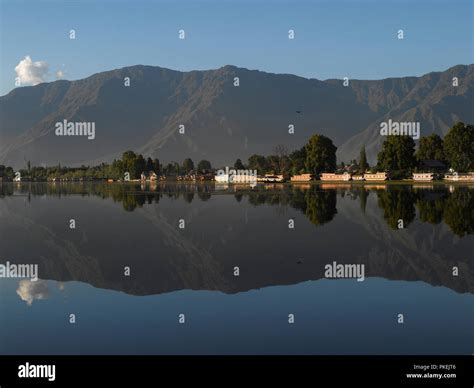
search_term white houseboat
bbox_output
[413,172,434,181]
[320,172,351,181]
[363,172,388,181]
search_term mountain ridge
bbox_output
[1,63,472,169]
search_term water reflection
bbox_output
[3,182,470,235]
[0,182,472,299]
[16,279,49,306]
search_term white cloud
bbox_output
[14,56,49,86]
[55,69,65,79]
[16,279,49,306]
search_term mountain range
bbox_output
[1,64,472,169]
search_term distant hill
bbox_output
[1,64,472,169]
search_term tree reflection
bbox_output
[2,182,473,237]
[376,187,416,229]
[443,188,474,237]
[415,189,446,224]
[303,189,337,226]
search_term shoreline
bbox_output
[2,180,474,186]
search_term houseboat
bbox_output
[320,172,351,181]
[290,174,313,182]
[258,174,284,183]
[412,172,434,181]
[363,172,388,181]
[444,172,474,182]
[215,173,257,184]
[351,174,365,181]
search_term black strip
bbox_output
[0,356,471,386]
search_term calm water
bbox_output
[0,182,473,355]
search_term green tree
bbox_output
[152,158,161,175]
[265,155,280,173]
[197,160,212,172]
[289,146,307,174]
[122,150,138,177]
[359,146,369,172]
[443,122,474,172]
[273,144,290,173]
[5,166,14,179]
[145,157,154,172]
[234,158,245,170]
[163,162,173,175]
[416,134,445,162]
[377,135,416,178]
[135,154,146,177]
[182,158,194,173]
[304,134,337,174]
[248,154,266,174]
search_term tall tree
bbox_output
[152,158,161,174]
[304,134,337,174]
[122,150,138,177]
[443,122,474,172]
[234,158,245,170]
[135,154,146,177]
[359,146,369,172]
[416,134,445,162]
[376,135,416,177]
[248,154,266,174]
[145,157,154,172]
[273,144,289,173]
[197,160,212,172]
[182,158,194,173]
[289,146,307,174]
[266,155,280,173]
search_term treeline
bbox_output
[0,122,472,181]
[247,122,474,178]
[376,122,474,178]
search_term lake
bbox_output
[0,182,472,354]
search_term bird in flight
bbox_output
[296,110,302,114]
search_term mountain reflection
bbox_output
[1,182,472,299]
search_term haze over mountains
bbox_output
[1,64,472,169]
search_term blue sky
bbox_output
[0,0,473,96]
